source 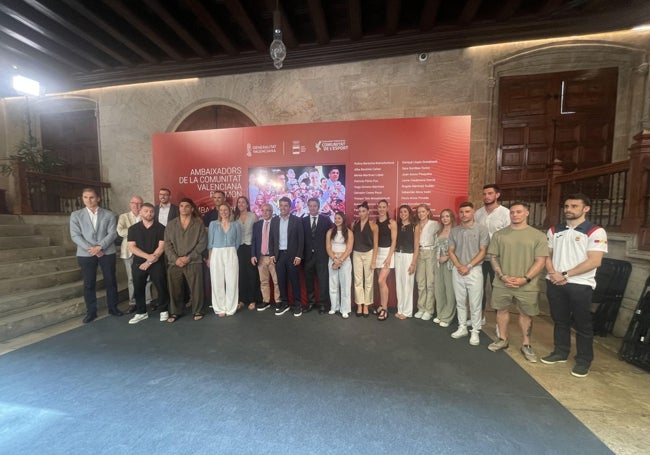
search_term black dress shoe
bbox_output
[304,304,314,313]
[109,309,124,316]
[83,313,97,323]
[126,305,136,314]
[318,306,327,314]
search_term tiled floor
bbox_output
[1,308,648,454]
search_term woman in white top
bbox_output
[414,204,440,320]
[234,196,260,311]
[326,211,354,318]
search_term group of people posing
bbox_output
[70,185,607,378]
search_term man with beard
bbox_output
[127,203,170,324]
[154,187,179,227]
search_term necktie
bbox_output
[311,216,317,235]
[261,220,270,255]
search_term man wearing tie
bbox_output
[69,187,121,323]
[251,203,280,311]
[269,197,304,317]
[302,198,332,313]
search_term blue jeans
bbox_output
[78,254,118,315]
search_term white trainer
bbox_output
[421,312,433,321]
[451,326,468,339]
[469,331,480,346]
[439,321,449,328]
[129,313,148,325]
[328,310,336,315]
[433,317,441,324]
[341,312,349,319]
[414,310,424,319]
[159,311,169,322]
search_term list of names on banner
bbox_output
[398,160,437,207]
[351,161,396,211]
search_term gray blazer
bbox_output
[70,207,118,257]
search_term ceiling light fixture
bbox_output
[269,3,286,69]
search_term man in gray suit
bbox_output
[70,187,121,323]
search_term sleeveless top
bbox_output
[331,230,347,253]
[396,223,415,253]
[377,218,392,248]
[353,220,373,252]
[419,219,439,247]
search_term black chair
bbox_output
[618,276,650,372]
[591,258,632,337]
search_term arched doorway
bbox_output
[175,105,255,132]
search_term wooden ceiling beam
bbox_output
[0,4,109,69]
[60,0,157,64]
[22,0,132,66]
[185,0,238,56]
[385,0,401,36]
[419,0,442,31]
[495,0,523,22]
[348,0,362,41]
[307,0,330,45]
[224,0,266,52]
[459,0,483,26]
[104,0,184,61]
[142,0,210,58]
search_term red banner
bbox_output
[152,116,470,219]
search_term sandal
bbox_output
[248,303,256,311]
[236,302,245,311]
[193,314,204,321]
[363,306,369,318]
[377,308,388,321]
[167,315,179,323]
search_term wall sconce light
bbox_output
[269,9,286,69]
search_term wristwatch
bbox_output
[561,271,569,278]
[524,275,531,283]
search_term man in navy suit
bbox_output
[69,187,121,323]
[302,198,332,313]
[269,197,304,317]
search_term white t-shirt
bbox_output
[475,204,510,238]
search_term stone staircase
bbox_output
[0,214,119,343]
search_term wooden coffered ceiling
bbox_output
[1,0,649,97]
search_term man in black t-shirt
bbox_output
[127,202,170,324]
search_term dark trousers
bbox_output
[78,254,118,316]
[481,261,495,310]
[546,280,594,366]
[304,254,330,308]
[238,244,261,304]
[168,262,204,316]
[133,261,169,315]
[276,250,301,308]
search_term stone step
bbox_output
[0,245,66,262]
[0,279,103,314]
[0,256,78,280]
[0,214,23,225]
[0,224,35,236]
[0,235,50,250]
[0,269,81,295]
[0,293,101,342]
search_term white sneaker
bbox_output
[341,312,349,319]
[414,310,424,319]
[129,313,148,324]
[469,331,480,346]
[451,326,468,339]
[421,312,433,321]
[433,317,441,324]
[439,321,449,328]
[159,311,169,322]
[328,310,336,315]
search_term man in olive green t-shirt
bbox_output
[487,201,548,362]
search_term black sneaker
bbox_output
[257,302,271,311]
[571,364,590,378]
[540,352,568,364]
[275,303,290,316]
[293,306,302,317]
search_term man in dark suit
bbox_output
[154,187,179,227]
[251,203,280,311]
[69,187,121,323]
[302,197,332,313]
[269,197,304,317]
